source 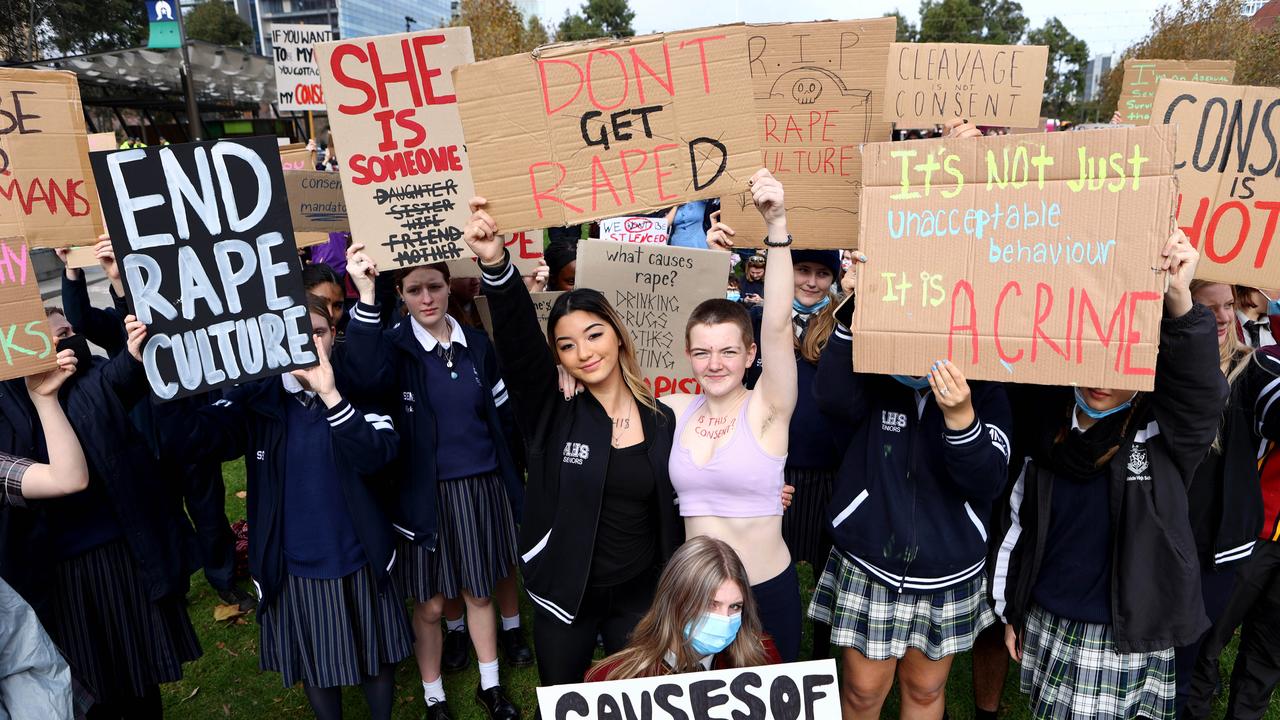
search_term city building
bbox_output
[1243,0,1268,16]
[237,0,450,56]
[1082,54,1115,102]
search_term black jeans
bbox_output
[182,462,236,592]
[532,569,656,687]
[1175,562,1237,718]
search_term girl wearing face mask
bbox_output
[340,251,524,720]
[154,299,410,719]
[461,198,684,691]
[810,261,1013,717]
[993,230,1228,720]
[584,536,780,680]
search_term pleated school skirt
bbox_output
[44,539,202,704]
[396,471,518,602]
[781,466,836,571]
[258,563,414,688]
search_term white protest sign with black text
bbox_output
[90,136,317,401]
[271,24,333,112]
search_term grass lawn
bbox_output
[159,459,1273,718]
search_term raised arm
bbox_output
[11,350,89,500]
[334,243,399,404]
[750,169,798,425]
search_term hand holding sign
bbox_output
[944,118,982,140]
[705,216,736,251]
[25,349,78,398]
[346,242,379,304]
[463,197,504,266]
[125,315,146,363]
[290,341,338,400]
[750,169,786,227]
[1162,229,1199,318]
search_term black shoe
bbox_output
[499,627,534,667]
[476,685,520,720]
[442,627,469,673]
[425,700,454,720]
[216,585,257,612]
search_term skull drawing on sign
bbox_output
[792,77,822,104]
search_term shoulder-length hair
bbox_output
[547,289,656,411]
[590,536,770,680]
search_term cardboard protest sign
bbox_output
[284,170,348,231]
[723,18,895,248]
[474,290,563,342]
[454,25,761,231]
[600,215,669,244]
[1117,59,1234,124]
[279,143,314,171]
[90,136,318,401]
[883,43,1049,129]
[575,239,725,396]
[315,28,477,270]
[1146,79,1280,287]
[536,659,839,719]
[446,230,545,278]
[0,69,104,248]
[88,133,117,152]
[0,237,57,380]
[270,24,333,112]
[296,232,331,248]
[64,244,99,268]
[853,125,1176,391]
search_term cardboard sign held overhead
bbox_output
[724,18,896,248]
[271,24,334,112]
[0,69,104,248]
[575,239,725,396]
[454,25,761,231]
[315,28,477,271]
[600,215,669,244]
[1149,80,1280,287]
[1117,59,1234,124]
[854,126,1176,391]
[474,290,563,342]
[284,170,348,231]
[447,230,546,278]
[279,143,314,171]
[0,236,57,380]
[90,136,318,401]
[536,659,840,719]
[883,43,1049,129]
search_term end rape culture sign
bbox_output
[90,136,317,401]
[854,125,1177,392]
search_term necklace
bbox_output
[436,342,457,380]
[610,400,634,447]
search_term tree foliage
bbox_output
[449,0,546,60]
[916,0,1028,44]
[556,0,635,41]
[524,14,551,49]
[1027,17,1089,119]
[184,0,253,47]
[884,11,918,42]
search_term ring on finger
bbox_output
[940,387,950,396]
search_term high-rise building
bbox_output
[241,0,450,56]
[1243,0,1268,16]
[1083,54,1115,102]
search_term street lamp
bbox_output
[405,16,416,33]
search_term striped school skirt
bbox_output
[1019,603,1175,720]
[781,466,835,571]
[44,540,201,704]
[808,548,994,660]
[259,563,413,688]
[396,471,518,602]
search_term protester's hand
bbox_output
[750,169,786,227]
[556,364,584,401]
[944,118,982,140]
[743,293,764,307]
[1005,624,1022,662]
[291,342,338,402]
[1162,228,1198,318]
[305,138,317,153]
[463,197,505,266]
[95,235,121,287]
[706,220,736,251]
[346,242,378,304]
[840,252,866,295]
[781,484,794,510]
[54,247,80,280]
[928,359,975,430]
[1110,111,1124,125]
[525,259,549,292]
[25,349,77,398]
[124,315,146,362]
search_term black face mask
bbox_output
[56,334,93,377]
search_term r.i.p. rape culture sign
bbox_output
[854,126,1176,392]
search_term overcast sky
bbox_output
[528,0,1170,58]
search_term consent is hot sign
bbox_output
[454,25,761,231]
[315,28,477,270]
[91,137,317,401]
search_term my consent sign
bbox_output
[884,43,1048,129]
[0,236,56,380]
[91,137,317,401]
[1149,79,1280,287]
[536,659,838,720]
[1116,59,1234,124]
[315,28,476,269]
[270,24,333,112]
[455,25,760,230]
[854,126,1176,391]
[724,18,895,248]
[0,69,103,248]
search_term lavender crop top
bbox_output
[668,394,787,518]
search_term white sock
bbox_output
[423,678,446,705]
[478,659,500,690]
[501,614,520,632]
[445,616,465,632]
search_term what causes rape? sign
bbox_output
[854,126,1176,392]
[90,136,317,401]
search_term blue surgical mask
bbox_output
[1074,387,1133,420]
[892,374,931,390]
[793,296,831,315]
[684,612,742,656]
[726,290,741,302]
[1267,297,1280,316]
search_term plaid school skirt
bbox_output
[1019,603,1175,720]
[807,548,994,660]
